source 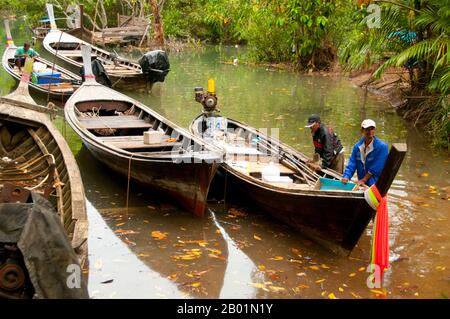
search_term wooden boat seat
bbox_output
[227,160,296,175]
[78,115,153,130]
[99,135,181,150]
[269,182,312,190]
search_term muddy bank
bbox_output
[348,66,410,109]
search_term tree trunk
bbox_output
[149,0,165,49]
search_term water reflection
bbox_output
[209,208,263,298]
[87,199,187,299]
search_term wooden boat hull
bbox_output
[223,167,373,254]
[82,138,217,216]
[0,98,88,290]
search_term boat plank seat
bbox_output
[227,160,296,175]
[99,135,181,150]
[78,115,153,130]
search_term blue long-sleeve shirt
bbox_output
[343,137,388,186]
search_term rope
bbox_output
[125,153,134,214]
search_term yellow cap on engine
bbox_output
[207,79,215,94]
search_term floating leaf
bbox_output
[116,222,125,227]
[296,272,306,277]
[151,230,168,240]
[168,274,178,281]
[138,253,150,257]
[254,235,262,241]
[321,264,330,269]
[315,279,326,284]
[253,283,265,289]
[328,293,337,299]
[258,265,266,271]
[358,267,366,272]
[268,286,285,292]
[309,265,320,270]
[419,172,429,177]
[339,287,344,292]
[191,282,201,287]
[349,273,357,277]
[147,205,156,210]
[350,292,361,298]
[269,256,284,261]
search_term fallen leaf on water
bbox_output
[208,253,225,260]
[349,273,357,277]
[328,293,337,299]
[435,266,446,271]
[289,259,302,264]
[180,227,186,231]
[419,172,429,177]
[147,205,156,210]
[269,256,284,261]
[191,282,201,287]
[309,266,320,270]
[315,279,326,284]
[253,283,265,289]
[358,267,366,272]
[116,222,125,227]
[339,287,344,292]
[258,265,266,271]
[296,272,306,277]
[254,235,262,241]
[350,292,361,298]
[371,289,386,296]
[268,286,285,292]
[143,220,150,224]
[168,274,178,281]
[138,253,150,257]
[206,248,222,255]
[321,291,327,296]
[151,230,168,240]
[321,264,330,269]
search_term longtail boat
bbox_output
[43,4,149,89]
[2,20,82,99]
[0,58,88,298]
[64,45,222,217]
[189,85,406,254]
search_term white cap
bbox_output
[361,119,376,129]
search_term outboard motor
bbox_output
[138,50,170,83]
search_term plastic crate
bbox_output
[32,71,61,84]
[317,177,357,191]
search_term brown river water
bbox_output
[1,23,449,299]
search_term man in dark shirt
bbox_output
[305,114,345,173]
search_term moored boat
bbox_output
[189,85,406,254]
[0,57,88,298]
[2,20,82,99]
[64,45,222,217]
[43,4,168,89]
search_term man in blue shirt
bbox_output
[342,119,388,187]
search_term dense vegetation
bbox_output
[0,0,448,148]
